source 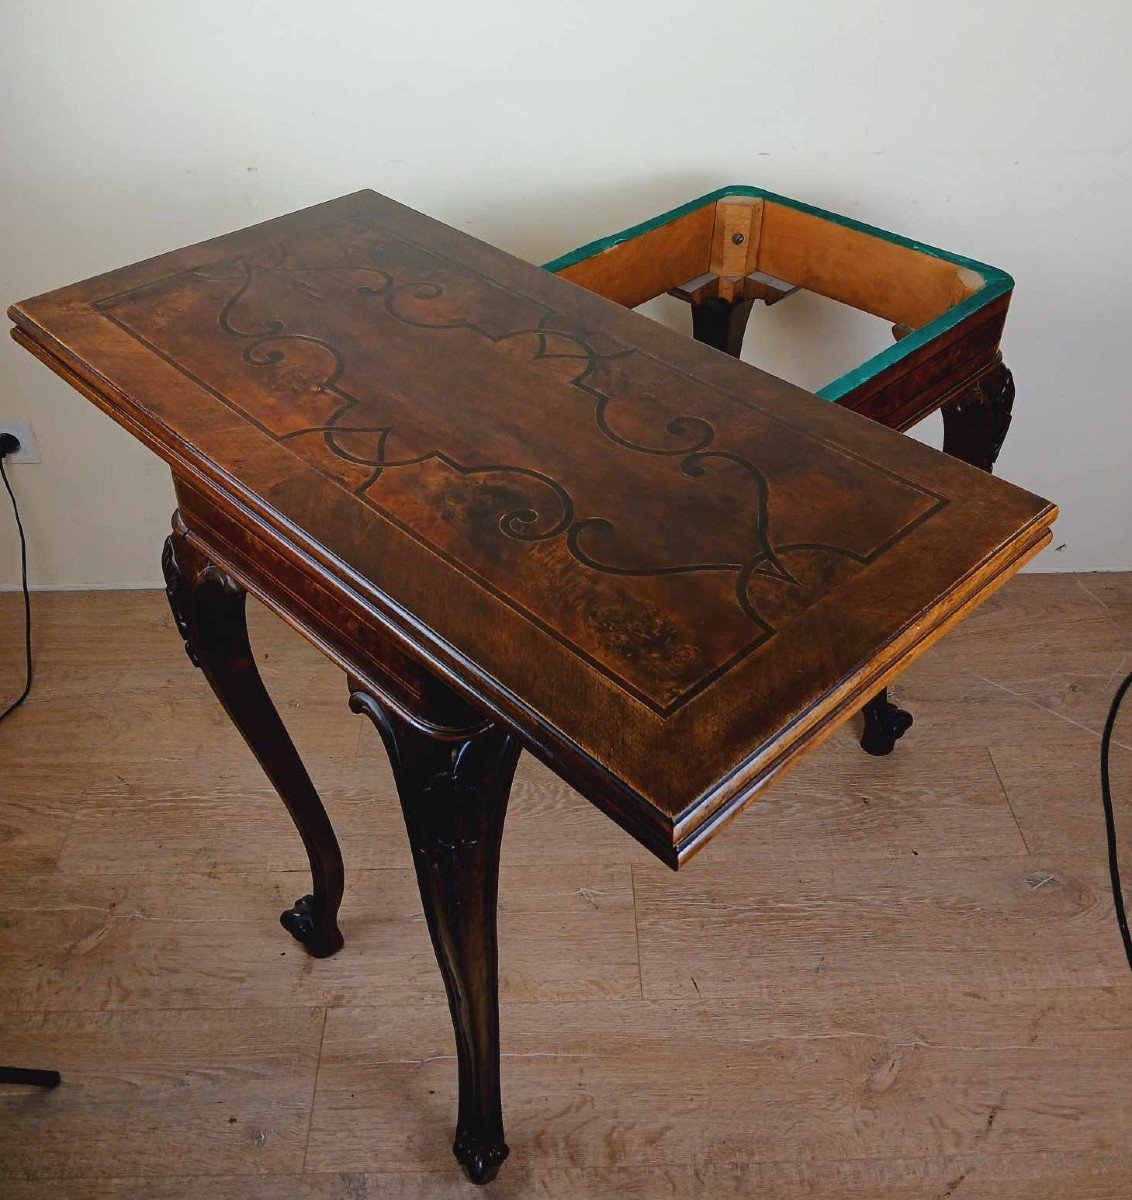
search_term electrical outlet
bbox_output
[0,421,40,464]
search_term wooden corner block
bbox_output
[710,199,764,296]
[743,270,799,307]
[667,272,721,305]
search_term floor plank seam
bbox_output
[629,865,645,1000]
[974,672,1130,749]
[299,1007,330,1171]
[986,747,1032,855]
[3,578,1130,1190]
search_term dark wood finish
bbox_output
[859,687,915,756]
[6,190,1054,865]
[860,360,1013,753]
[0,1066,61,1088]
[684,292,920,761]
[9,190,1056,1182]
[877,359,1013,752]
[161,518,344,957]
[941,360,1015,472]
[834,291,1013,432]
[689,294,755,358]
[664,206,1021,757]
[348,683,519,1184]
[846,352,1015,756]
[170,475,485,732]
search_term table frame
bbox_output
[8,187,1045,1185]
[544,185,1015,435]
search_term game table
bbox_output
[8,189,1053,1184]
[546,185,1019,754]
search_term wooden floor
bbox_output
[0,572,1130,1198]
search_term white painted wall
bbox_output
[1,0,1128,587]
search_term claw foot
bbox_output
[860,694,914,756]
[279,894,344,958]
[453,1130,509,1185]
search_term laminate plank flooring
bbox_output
[1,574,1129,1196]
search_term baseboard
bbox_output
[1,564,1128,593]
[0,580,164,593]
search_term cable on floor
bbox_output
[1101,669,1132,974]
[0,450,32,723]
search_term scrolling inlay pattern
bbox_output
[94,213,946,713]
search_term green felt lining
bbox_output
[541,185,1013,403]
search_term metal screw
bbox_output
[731,232,745,245]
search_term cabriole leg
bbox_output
[690,295,755,358]
[162,517,345,957]
[941,360,1015,473]
[860,687,915,757]
[0,1066,61,1088]
[858,365,1015,755]
[349,683,519,1185]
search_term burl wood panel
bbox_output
[99,232,947,714]
[8,190,1055,864]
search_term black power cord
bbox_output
[0,432,32,723]
[1102,669,1132,974]
[0,432,60,1093]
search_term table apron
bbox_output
[173,475,489,737]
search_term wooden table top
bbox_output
[8,190,1056,865]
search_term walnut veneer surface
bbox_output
[8,190,1055,865]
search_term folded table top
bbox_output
[8,190,1056,865]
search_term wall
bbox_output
[1,0,1128,587]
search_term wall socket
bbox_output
[0,421,41,464]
